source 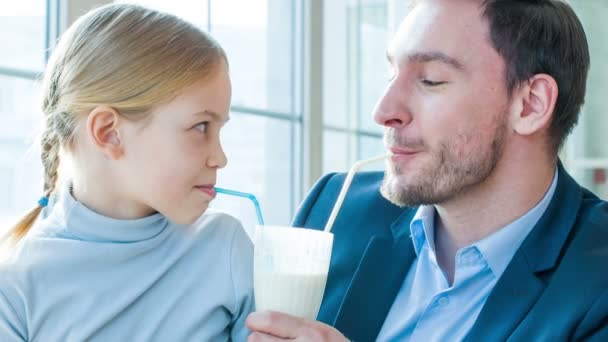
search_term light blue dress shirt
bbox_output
[377,171,558,341]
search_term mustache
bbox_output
[384,129,425,149]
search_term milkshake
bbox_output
[254,273,328,320]
[253,225,333,320]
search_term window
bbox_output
[209,0,303,230]
[0,2,46,71]
[563,0,608,199]
[0,0,49,228]
[322,0,388,175]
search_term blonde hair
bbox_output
[3,3,227,248]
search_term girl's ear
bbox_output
[86,106,124,159]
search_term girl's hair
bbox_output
[2,3,227,248]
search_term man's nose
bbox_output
[372,80,413,129]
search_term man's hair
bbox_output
[480,0,590,153]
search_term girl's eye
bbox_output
[194,122,209,133]
[421,79,446,87]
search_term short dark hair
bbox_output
[481,0,590,153]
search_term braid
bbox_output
[1,117,63,252]
[40,60,64,199]
[41,123,61,197]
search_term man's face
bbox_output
[375,0,512,207]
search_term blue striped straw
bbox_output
[214,187,265,225]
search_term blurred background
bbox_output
[0,0,606,236]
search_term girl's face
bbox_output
[118,61,231,224]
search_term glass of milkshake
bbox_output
[253,225,333,320]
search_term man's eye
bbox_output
[421,79,446,87]
[194,122,209,133]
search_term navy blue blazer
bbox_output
[292,164,608,341]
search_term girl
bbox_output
[0,3,253,341]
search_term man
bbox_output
[248,0,607,340]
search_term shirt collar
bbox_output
[409,205,436,255]
[408,168,559,278]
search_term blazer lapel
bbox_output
[466,162,583,340]
[464,252,546,341]
[333,210,417,342]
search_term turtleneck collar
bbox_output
[48,183,169,243]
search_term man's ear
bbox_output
[86,106,124,159]
[511,74,558,136]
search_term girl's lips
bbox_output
[196,186,216,198]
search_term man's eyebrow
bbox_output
[407,51,465,71]
[193,110,230,123]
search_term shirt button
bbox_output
[438,296,450,306]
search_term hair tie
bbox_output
[38,197,49,207]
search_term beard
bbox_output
[380,116,508,207]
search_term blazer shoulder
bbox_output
[556,197,608,288]
[581,195,608,226]
[576,197,608,245]
[292,171,388,227]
